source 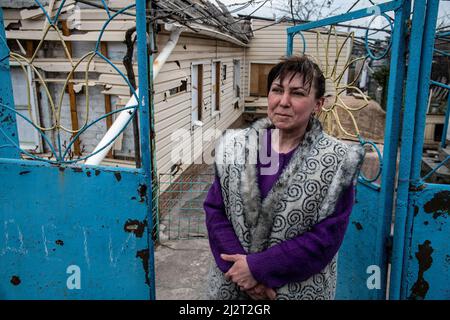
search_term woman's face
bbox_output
[267,72,324,133]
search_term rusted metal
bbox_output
[124,219,147,238]
[10,276,21,286]
[409,240,434,300]
[136,249,150,286]
[423,191,450,219]
[0,1,156,299]
[404,185,450,299]
[138,183,147,203]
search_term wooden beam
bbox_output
[60,9,135,21]
[6,30,127,42]
[108,0,136,8]
[20,1,76,20]
[25,40,34,58]
[198,64,203,120]
[100,42,114,159]
[20,19,135,31]
[61,20,81,156]
[3,9,21,20]
[215,61,220,111]
[67,20,137,31]
[29,59,134,74]
[25,39,46,152]
[101,86,132,96]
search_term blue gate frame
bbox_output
[287,0,449,300]
[392,0,450,300]
[1,0,448,300]
[0,0,156,299]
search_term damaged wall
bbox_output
[2,1,246,183]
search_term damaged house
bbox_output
[1,0,354,192]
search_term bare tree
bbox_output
[437,11,450,30]
[275,0,337,22]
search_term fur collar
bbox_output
[241,117,324,252]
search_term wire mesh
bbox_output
[157,164,214,241]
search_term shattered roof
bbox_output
[0,0,252,44]
[153,0,252,44]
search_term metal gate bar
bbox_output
[285,0,410,299]
[0,0,156,299]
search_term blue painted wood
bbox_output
[398,0,449,300]
[287,0,410,300]
[411,0,440,184]
[0,159,152,299]
[286,0,402,36]
[0,8,20,159]
[390,0,428,300]
[403,184,450,300]
[0,1,156,300]
[373,0,410,300]
[135,0,156,300]
[385,0,450,300]
[336,183,384,299]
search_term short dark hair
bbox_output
[267,55,325,99]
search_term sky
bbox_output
[215,0,450,32]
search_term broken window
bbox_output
[222,64,227,81]
[250,63,276,97]
[10,65,42,152]
[211,61,221,113]
[233,59,241,99]
[191,63,204,124]
[169,79,187,96]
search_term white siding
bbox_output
[244,19,352,98]
[153,33,245,180]
[3,5,246,181]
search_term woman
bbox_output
[204,55,364,300]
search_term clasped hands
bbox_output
[221,253,276,300]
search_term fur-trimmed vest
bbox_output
[206,117,365,300]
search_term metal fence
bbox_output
[157,165,214,241]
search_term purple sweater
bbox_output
[204,130,355,288]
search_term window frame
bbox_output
[190,60,208,130]
[211,60,221,118]
[233,58,242,108]
[9,62,43,152]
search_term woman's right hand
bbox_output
[246,284,276,300]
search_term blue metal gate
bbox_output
[287,0,449,300]
[0,1,156,299]
[391,0,450,300]
[1,0,449,300]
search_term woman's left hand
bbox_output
[221,254,258,290]
[246,283,277,300]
